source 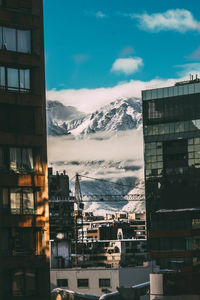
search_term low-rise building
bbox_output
[51,262,154,297]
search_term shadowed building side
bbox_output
[0,1,50,299]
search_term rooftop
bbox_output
[142,78,200,101]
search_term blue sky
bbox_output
[44,0,200,107]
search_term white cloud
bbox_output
[47,77,177,113]
[48,130,143,163]
[175,63,200,77]
[131,9,200,33]
[119,46,135,57]
[95,11,107,18]
[111,57,143,75]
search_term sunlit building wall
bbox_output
[0,1,50,299]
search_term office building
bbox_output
[143,79,200,298]
[142,78,200,271]
[0,1,50,299]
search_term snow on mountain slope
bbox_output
[47,97,142,136]
[47,97,145,214]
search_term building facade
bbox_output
[0,1,50,299]
[48,168,74,269]
[142,79,200,270]
[50,263,153,297]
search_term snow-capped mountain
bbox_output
[47,97,142,136]
[47,97,145,215]
[47,100,85,136]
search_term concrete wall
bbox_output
[119,263,152,288]
[51,268,119,297]
[51,265,153,297]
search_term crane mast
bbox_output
[74,173,84,266]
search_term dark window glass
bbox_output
[9,107,34,134]
[12,269,36,296]
[0,26,31,53]
[9,147,33,173]
[0,66,30,92]
[99,279,110,287]
[57,279,68,287]
[12,270,24,296]
[77,279,89,287]
[143,94,200,125]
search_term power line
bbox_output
[77,174,144,189]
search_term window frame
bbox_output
[57,279,68,288]
[0,66,31,93]
[0,25,31,54]
[99,278,111,288]
[1,187,36,215]
[11,269,37,297]
[77,278,89,288]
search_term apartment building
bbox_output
[0,1,50,299]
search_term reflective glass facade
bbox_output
[143,82,200,270]
[143,82,200,215]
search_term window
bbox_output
[10,148,33,173]
[0,228,42,256]
[57,279,68,287]
[77,279,89,288]
[9,188,35,214]
[0,26,31,53]
[99,279,110,288]
[12,269,36,296]
[0,66,30,92]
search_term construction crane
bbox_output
[74,173,84,266]
[73,173,145,266]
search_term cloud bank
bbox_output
[111,57,143,75]
[131,9,200,33]
[47,77,178,113]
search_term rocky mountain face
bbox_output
[47,97,145,214]
[47,97,142,136]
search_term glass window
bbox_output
[195,83,200,93]
[20,69,30,90]
[0,66,5,87]
[10,188,35,215]
[99,279,110,287]
[189,84,195,94]
[25,270,36,296]
[12,270,24,296]
[10,189,21,214]
[3,27,16,51]
[57,279,68,287]
[23,189,34,212]
[7,68,18,90]
[0,27,2,50]
[183,84,188,95]
[10,148,33,173]
[17,30,31,53]
[77,279,89,287]
[12,269,36,297]
[0,26,31,53]
[0,67,30,92]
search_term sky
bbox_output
[44,0,200,209]
[44,0,200,102]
